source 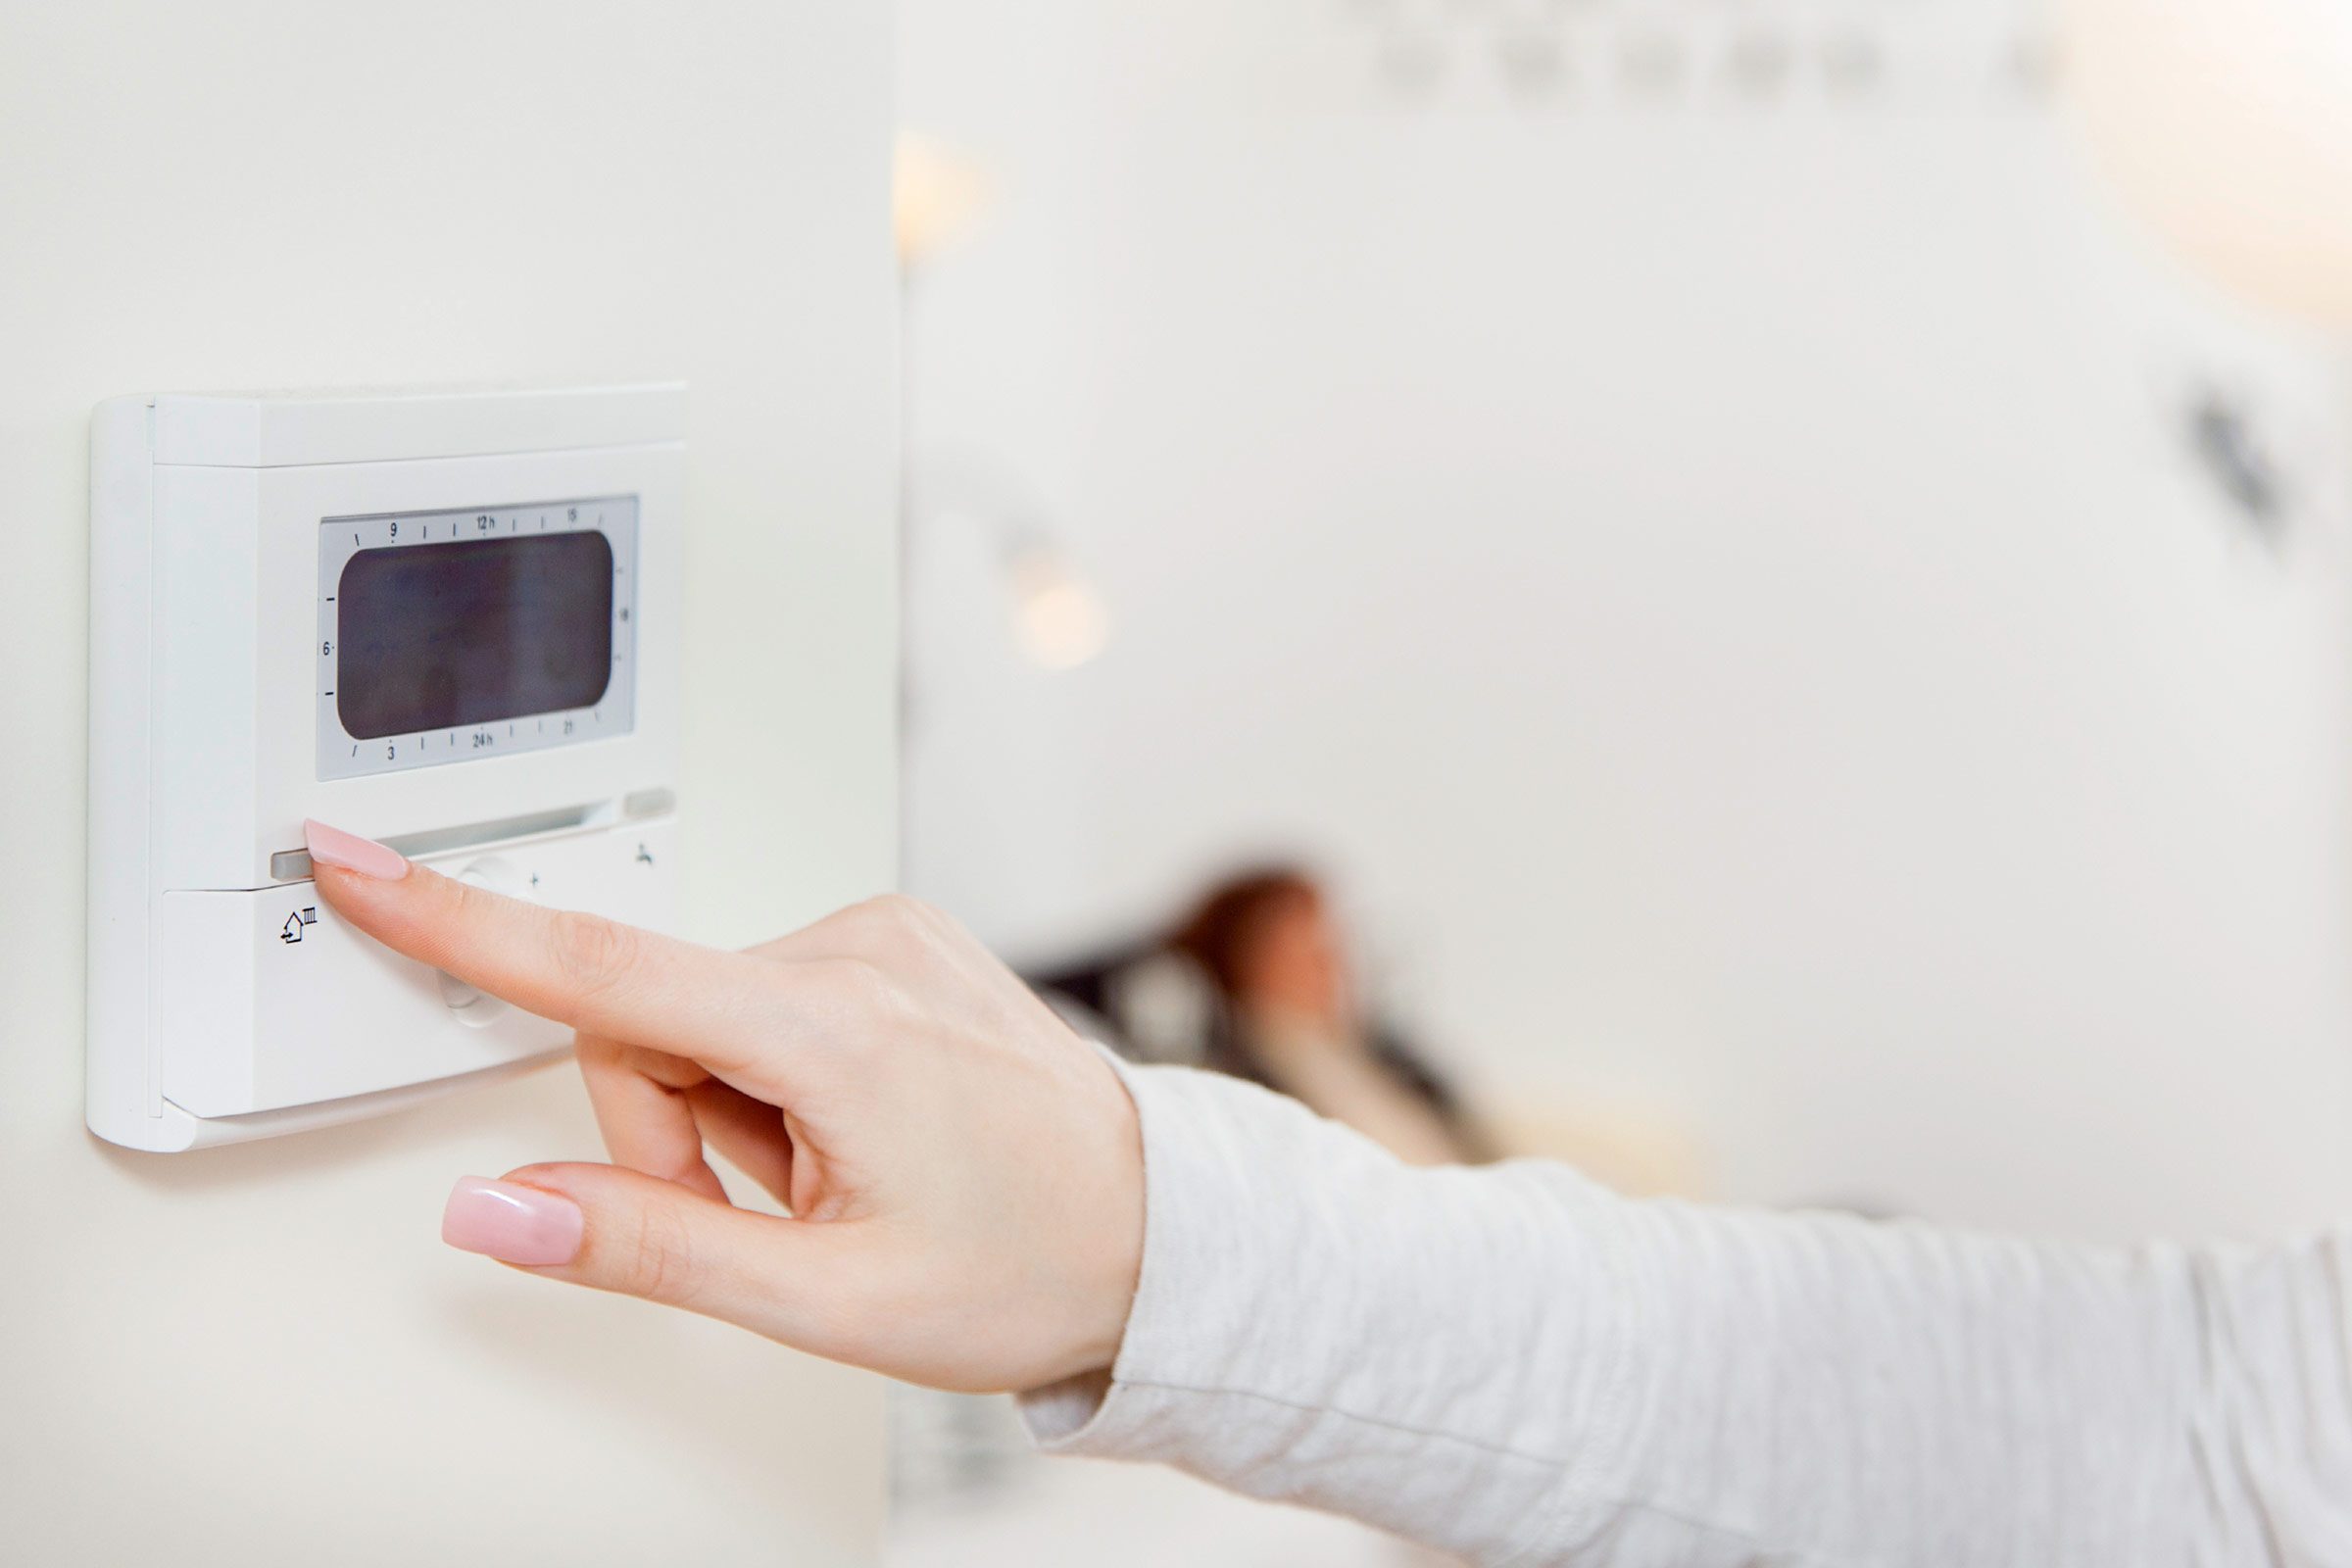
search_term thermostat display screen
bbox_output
[337,533,613,739]
[317,497,639,780]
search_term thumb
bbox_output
[441,1164,853,1348]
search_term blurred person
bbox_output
[305,820,2352,1566]
[1035,867,1490,1165]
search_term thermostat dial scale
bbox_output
[315,497,640,780]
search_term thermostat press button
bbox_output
[438,968,493,1017]
[438,859,528,1023]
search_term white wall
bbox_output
[900,0,2352,1243]
[1,4,898,1562]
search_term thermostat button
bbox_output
[438,859,529,1021]
[438,970,493,1016]
[454,856,529,901]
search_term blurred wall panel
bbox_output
[0,3,897,1561]
[901,0,2352,1241]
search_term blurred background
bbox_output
[886,0,2352,1559]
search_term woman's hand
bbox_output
[303,820,1145,1395]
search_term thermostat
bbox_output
[87,385,684,1151]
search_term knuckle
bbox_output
[440,873,498,936]
[549,909,641,997]
[894,893,955,937]
[854,893,942,959]
[813,955,893,1016]
[622,1200,701,1306]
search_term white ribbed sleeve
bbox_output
[1022,1061,2352,1567]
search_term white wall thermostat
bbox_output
[87,385,685,1151]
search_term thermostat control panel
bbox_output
[87,385,686,1151]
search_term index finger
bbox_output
[304,819,780,1074]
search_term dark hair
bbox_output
[1165,865,1322,1000]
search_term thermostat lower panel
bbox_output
[161,820,674,1118]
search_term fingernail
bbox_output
[304,819,410,880]
[442,1176,584,1266]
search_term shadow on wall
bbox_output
[91,1064,809,1510]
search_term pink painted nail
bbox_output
[442,1177,584,1266]
[304,819,410,880]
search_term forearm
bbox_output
[1023,1062,1610,1561]
[1026,1061,2352,1566]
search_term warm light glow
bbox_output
[2061,0,2352,328]
[895,130,992,269]
[1007,546,1110,670]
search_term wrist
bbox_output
[1063,1048,1146,1380]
